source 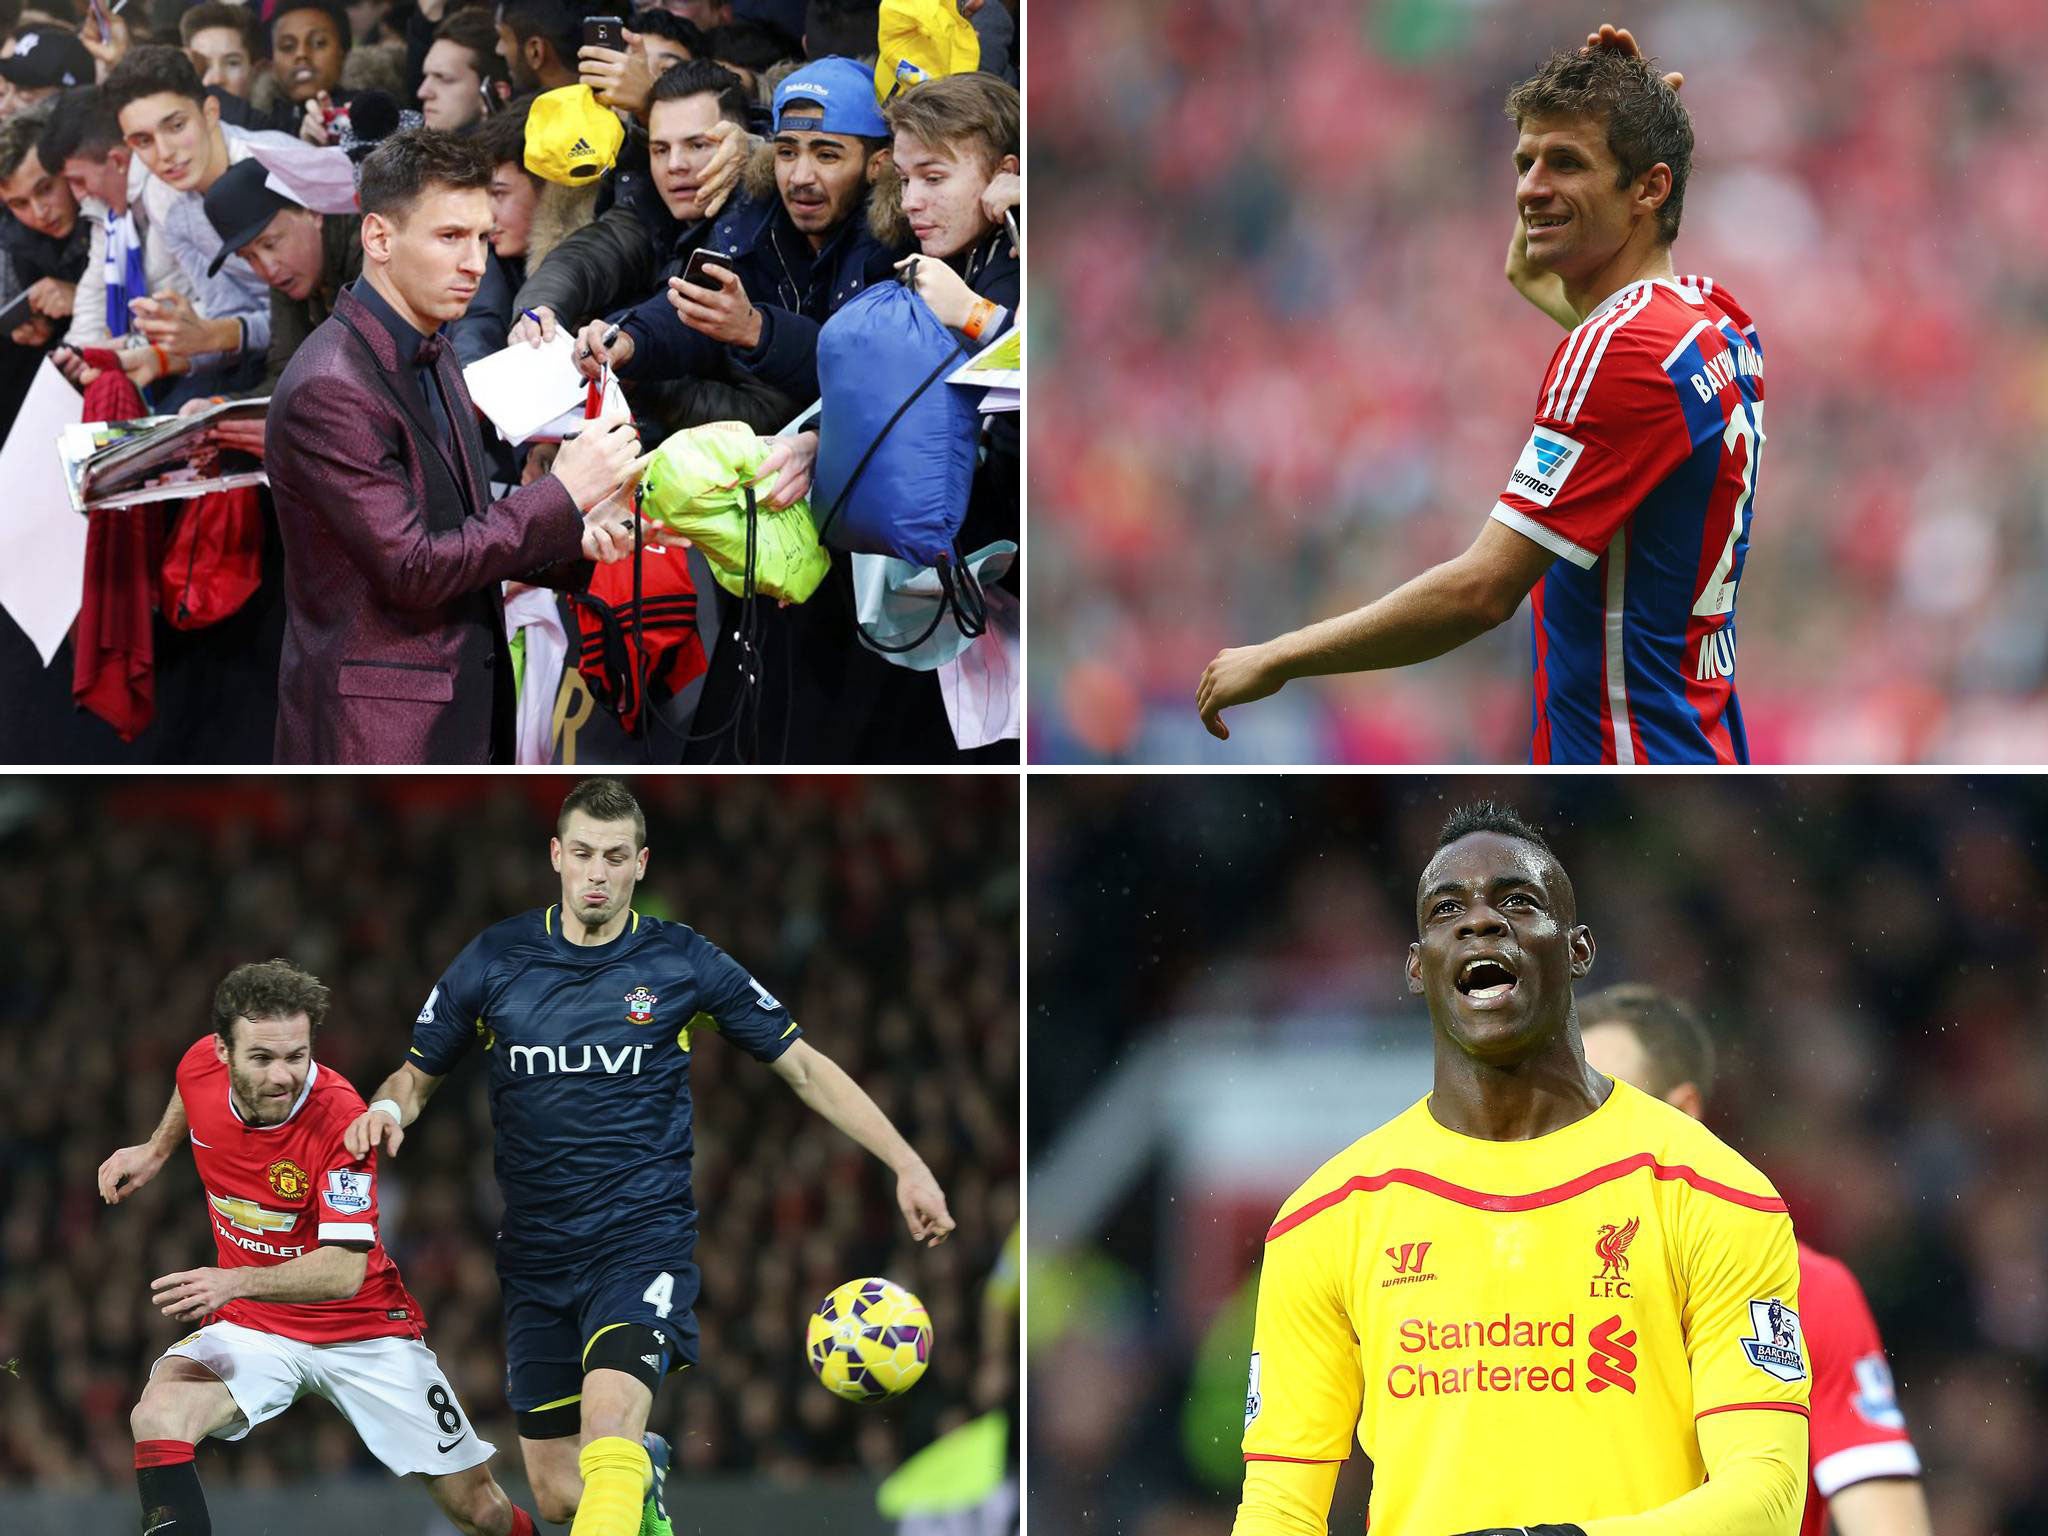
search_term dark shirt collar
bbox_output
[350,274,439,367]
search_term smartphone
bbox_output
[680,249,731,291]
[582,15,625,52]
[86,0,111,44]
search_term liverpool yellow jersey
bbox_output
[1241,1077,1809,1534]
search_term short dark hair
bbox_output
[36,86,123,171]
[1436,800,1554,858]
[0,104,52,182]
[632,8,706,56]
[181,1,263,57]
[1503,46,1693,245]
[802,0,877,61]
[474,97,537,177]
[558,776,647,848]
[704,18,793,73]
[432,7,509,90]
[357,127,493,222]
[1576,983,1718,1101]
[648,56,749,125]
[103,43,207,120]
[213,959,331,1049]
[501,0,615,70]
[266,0,352,52]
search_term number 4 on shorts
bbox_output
[643,1272,674,1319]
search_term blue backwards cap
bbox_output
[772,56,889,139]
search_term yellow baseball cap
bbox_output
[523,85,625,187]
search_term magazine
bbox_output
[59,397,270,513]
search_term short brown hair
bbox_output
[431,8,510,93]
[357,127,493,224]
[1577,983,1716,1101]
[1503,47,1692,245]
[213,959,331,1049]
[883,71,1018,177]
[558,777,647,848]
[181,2,263,57]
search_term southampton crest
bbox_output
[624,986,659,1026]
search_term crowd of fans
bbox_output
[0,0,1020,764]
[0,774,1020,1490]
[1030,0,2048,763]
[1029,774,2048,1533]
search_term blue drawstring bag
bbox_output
[812,278,979,569]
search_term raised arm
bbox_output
[769,1039,956,1246]
[98,1086,190,1203]
[343,1060,445,1159]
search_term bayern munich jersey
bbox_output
[1493,275,1763,764]
[1797,1243,1922,1536]
[409,906,801,1271]
[175,1036,424,1344]
[1240,1078,1808,1535]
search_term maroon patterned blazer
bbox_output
[266,283,587,763]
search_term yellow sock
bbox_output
[570,1435,651,1536]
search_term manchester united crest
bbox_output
[267,1157,310,1201]
[624,985,659,1026]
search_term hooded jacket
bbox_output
[616,140,911,405]
[513,165,800,435]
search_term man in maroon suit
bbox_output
[265,129,652,763]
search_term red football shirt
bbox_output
[175,1036,425,1344]
[1798,1241,1923,1536]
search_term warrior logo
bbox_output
[624,985,659,1025]
[1380,1240,1438,1286]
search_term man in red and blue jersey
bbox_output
[1198,26,1761,764]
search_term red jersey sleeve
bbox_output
[1491,294,1691,569]
[310,1103,380,1249]
[1800,1246,1922,1496]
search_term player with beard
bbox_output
[1235,801,1809,1536]
[98,960,539,1536]
[1578,985,1933,1536]
[347,776,956,1536]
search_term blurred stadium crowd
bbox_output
[1030,0,2048,763]
[1029,775,2048,1534]
[0,774,1018,1494]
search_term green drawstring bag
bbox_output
[636,421,830,603]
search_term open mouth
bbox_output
[1526,214,1569,236]
[1455,956,1520,1003]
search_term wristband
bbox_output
[369,1097,404,1126]
[962,298,997,341]
[150,345,169,375]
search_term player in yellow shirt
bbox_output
[1235,802,1809,1536]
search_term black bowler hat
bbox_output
[203,160,304,276]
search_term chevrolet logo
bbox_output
[210,1193,297,1234]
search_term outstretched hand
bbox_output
[896,1164,955,1247]
[1196,643,1284,741]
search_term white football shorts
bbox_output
[153,1321,495,1477]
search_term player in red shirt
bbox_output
[1579,984,1933,1536]
[1197,26,1759,763]
[97,959,541,1536]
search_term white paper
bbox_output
[519,374,628,445]
[938,584,1019,749]
[0,360,90,666]
[977,387,1019,414]
[947,321,1021,392]
[462,331,591,444]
